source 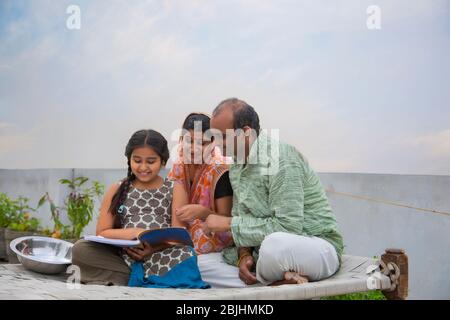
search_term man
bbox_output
[205,98,344,285]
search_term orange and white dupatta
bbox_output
[168,146,234,254]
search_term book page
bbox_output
[83,235,141,248]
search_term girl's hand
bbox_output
[133,228,147,239]
[124,242,169,261]
[176,204,208,222]
[124,242,154,261]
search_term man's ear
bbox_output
[244,126,259,138]
[243,126,251,134]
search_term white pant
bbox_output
[198,252,248,288]
[256,232,340,285]
[198,232,339,287]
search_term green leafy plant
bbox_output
[4,195,40,232]
[0,192,17,228]
[39,192,68,239]
[39,176,104,239]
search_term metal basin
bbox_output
[9,236,73,274]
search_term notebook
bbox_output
[84,227,193,248]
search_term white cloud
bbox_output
[412,129,450,158]
[0,122,12,130]
[0,134,34,154]
[0,123,35,157]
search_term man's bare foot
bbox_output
[285,271,309,284]
[269,271,309,286]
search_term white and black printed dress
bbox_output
[119,178,194,278]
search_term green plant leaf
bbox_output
[75,177,89,187]
[59,179,73,185]
[37,195,47,208]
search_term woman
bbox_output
[168,113,247,288]
[169,112,234,254]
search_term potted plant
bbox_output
[4,196,42,263]
[0,192,17,261]
[39,176,104,243]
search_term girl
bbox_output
[72,129,208,288]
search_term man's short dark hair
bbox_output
[213,98,260,133]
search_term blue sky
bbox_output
[0,0,449,174]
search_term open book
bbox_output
[83,227,193,248]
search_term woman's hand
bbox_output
[175,204,209,222]
[124,242,169,262]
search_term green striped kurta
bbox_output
[222,132,344,266]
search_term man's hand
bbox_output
[203,214,232,233]
[176,204,208,222]
[124,242,168,262]
[239,255,258,285]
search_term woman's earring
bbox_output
[118,205,125,214]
